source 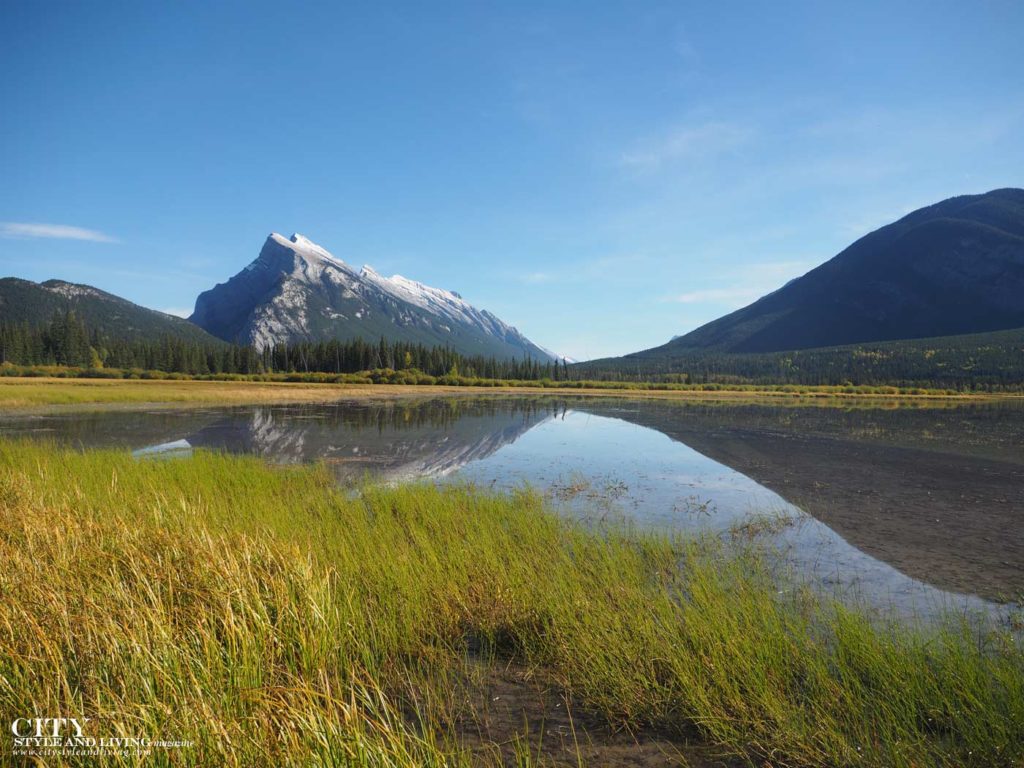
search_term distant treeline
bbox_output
[0,311,570,380]
[578,330,1024,391]
[2,310,1022,390]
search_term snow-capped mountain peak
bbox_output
[191,232,558,361]
[268,232,346,267]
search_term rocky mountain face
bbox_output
[191,233,555,360]
[0,276,224,344]
[637,188,1024,356]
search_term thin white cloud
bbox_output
[735,259,817,282]
[0,222,118,243]
[840,200,934,238]
[160,307,193,318]
[508,253,658,287]
[620,121,752,171]
[803,104,1023,146]
[519,271,553,284]
[668,259,817,308]
[672,287,763,305]
[672,25,701,65]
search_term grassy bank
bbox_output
[0,376,392,408]
[0,373,1006,412]
[0,442,1022,767]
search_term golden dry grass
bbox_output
[0,375,1007,411]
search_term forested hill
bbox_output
[638,188,1024,356]
[0,277,223,345]
[0,310,570,380]
[575,326,1024,390]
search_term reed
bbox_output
[0,441,1020,766]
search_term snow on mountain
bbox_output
[42,282,103,300]
[537,345,576,364]
[191,233,557,361]
[359,264,519,340]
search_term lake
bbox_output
[3,395,1022,622]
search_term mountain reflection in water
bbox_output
[2,396,1020,620]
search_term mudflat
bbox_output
[606,401,1024,602]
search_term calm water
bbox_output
[3,396,1022,622]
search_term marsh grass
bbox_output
[0,441,1021,766]
[0,373,995,413]
[0,377,373,409]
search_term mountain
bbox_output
[0,277,224,344]
[637,188,1024,356]
[575,325,1024,387]
[191,233,555,360]
[183,399,553,484]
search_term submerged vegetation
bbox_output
[1,440,1021,766]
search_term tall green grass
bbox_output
[0,440,1020,766]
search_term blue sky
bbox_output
[1,1,1021,361]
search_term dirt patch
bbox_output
[446,660,740,767]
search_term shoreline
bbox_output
[1,376,1018,412]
